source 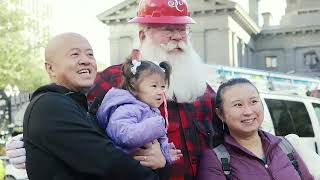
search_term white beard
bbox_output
[139,37,207,103]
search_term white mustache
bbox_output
[160,41,188,52]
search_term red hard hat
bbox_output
[128,0,195,24]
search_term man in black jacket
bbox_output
[22,32,162,180]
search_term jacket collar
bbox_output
[32,83,89,111]
[224,130,282,156]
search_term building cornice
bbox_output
[231,4,261,35]
[297,8,320,15]
[97,0,261,34]
[97,0,136,24]
[189,2,260,35]
[260,25,320,37]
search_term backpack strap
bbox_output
[213,144,231,180]
[278,137,303,180]
[212,137,303,180]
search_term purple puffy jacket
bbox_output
[96,88,175,164]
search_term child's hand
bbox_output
[169,148,183,162]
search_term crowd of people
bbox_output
[4,0,317,180]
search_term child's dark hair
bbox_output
[215,78,259,135]
[120,58,172,93]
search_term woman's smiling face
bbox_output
[218,83,264,137]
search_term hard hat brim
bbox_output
[128,16,196,24]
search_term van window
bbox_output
[265,99,314,137]
[313,103,320,124]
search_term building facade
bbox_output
[254,0,320,76]
[97,0,320,77]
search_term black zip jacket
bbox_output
[23,84,159,180]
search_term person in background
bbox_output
[198,78,314,180]
[22,32,160,180]
[97,59,182,165]
[6,0,221,179]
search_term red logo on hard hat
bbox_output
[128,0,195,24]
[168,0,185,12]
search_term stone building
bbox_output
[97,0,320,77]
[254,0,320,76]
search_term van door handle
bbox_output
[315,142,319,154]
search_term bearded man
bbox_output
[88,1,219,179]
[6,0,221,180]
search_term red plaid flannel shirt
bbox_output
[88,64,217,180]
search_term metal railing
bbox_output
[10,92,30,111]
[0,91,30,142]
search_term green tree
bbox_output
[0,0,49,91]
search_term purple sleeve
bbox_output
[107,105,167,149]
[197,149,227,180]
[294,151,315,180]
[96,99,109,130]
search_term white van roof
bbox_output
[259,90,320,103]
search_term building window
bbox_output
[304,50,319,69]
[265,56,278,69]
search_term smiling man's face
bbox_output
[45,33,97,93]
[143,24,188,54]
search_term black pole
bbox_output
[6,96,13,135]
[8,96,12,125]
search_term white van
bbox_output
[259,91,320,154]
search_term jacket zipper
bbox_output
[262,160,276,180]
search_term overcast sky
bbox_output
[50,0,286,66]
